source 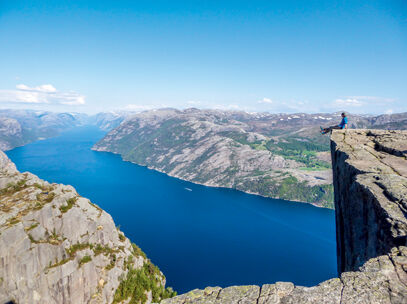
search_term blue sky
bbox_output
[0,0,406,114]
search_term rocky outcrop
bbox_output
[0,151,174,304]
[158,129,407,304]
[330,130,407,273]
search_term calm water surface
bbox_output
[6,126,337,293]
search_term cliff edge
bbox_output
[160,129,407,304]
[0,151,174,304]
[331,130,407,273]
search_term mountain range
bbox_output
[92,108,407,208]
[1,107,406,207]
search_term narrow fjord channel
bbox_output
[6,126,337,293]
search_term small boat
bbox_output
[184,187,192,191]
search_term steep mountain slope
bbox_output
[0,151,175,304]
[93,109,407,208]
[92,109,333,206]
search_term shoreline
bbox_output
[91,147,333,210]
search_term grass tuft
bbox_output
[59,197,78,213]
[79,255,92,267]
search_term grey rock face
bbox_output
[0,151,170,304]
[159,129,407,304]
[330,130,407,273]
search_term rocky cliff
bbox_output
[0,151,174,304]
[331,130,407,273]
[158,129,407,304]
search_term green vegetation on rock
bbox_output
[265,138,331,169]
[78,255,92,267]
[113,258,176,304]
[236,175,334,208]
[59,197,77,213]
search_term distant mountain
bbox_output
[0,109,89,151]
[1,107,405,207]
[88,111,134,131]
[93,109,407,208]
[0,110,133,150]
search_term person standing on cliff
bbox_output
[320,112,348,134]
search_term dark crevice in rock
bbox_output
[256,285,262,304]
[374,142,407,159]
[215,288,222,300]
[387,253,407,289]
[338,277,345,304]
[374,182,407,219]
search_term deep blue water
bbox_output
[6,126,337,293]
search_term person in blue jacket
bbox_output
[321,112,348,134]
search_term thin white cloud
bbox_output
[0,84,85,105]
[348,96,395,103]
[334,98,364,107]
[324,95,402,114]
[213,104,241,110]
[331,95,396,110]
[257,97,273,104]
[16,84,57,93]
[53,93,85,105]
